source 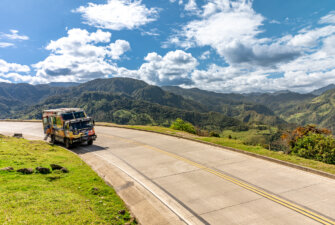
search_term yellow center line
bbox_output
[103,133,335,225]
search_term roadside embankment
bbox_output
[0,135,136,224]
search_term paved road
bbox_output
[1,122,335,225]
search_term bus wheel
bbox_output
[87,140,93,146]
[50,135,55,144]
[65,138,72,149]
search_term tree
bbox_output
[281,125,335,164]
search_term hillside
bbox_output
[15,91,243,131]
[280,89,335,130]
[0,78,245,130]
[243,91,316,116]
[74,79,206,112]
[0,135,134,224]
[162,86,286,125]
[310,84,335,96]
[4,77,335,131]
[0,82,67,104]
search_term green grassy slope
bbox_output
[0,135,135,225]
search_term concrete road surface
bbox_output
[1,122,335,225]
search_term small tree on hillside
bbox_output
[281,125,335,164]
[170,118,196,134]
[281,125,331,153]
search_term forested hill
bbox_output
[279,89,335,131]
[2,77,335,131]
[0,78,282,127]
[163,85,335,131]
[0,82,67,104]
[162,86,285,125]
[73,78,206,112]
[14,91,244,131]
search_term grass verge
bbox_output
[197,137,335,175]
[0,135,136,225]
[97,123,335,176]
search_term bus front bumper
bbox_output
[72,135,97,143]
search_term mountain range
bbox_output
[1,78,334,132]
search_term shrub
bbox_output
[256,125,268,130]
[209,131,220,137]
[281,124,331,150]
[170,118,196,134]
[291,132,335,164]
[281,125,335,164]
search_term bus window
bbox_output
[73,111,85,119]
[62,113,74,120]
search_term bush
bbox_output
[281,125,335,164]
[170,118,196,134]
[291,132,335,164]
[209,131,220,137]
[256,125,267,130]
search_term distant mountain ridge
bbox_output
[162,86,286,125]
[310,84,335,96]
[280,88,335,130]
[48,82,80,87]
[1,78,335,131]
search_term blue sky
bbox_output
[0,0,335,93]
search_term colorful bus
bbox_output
[42,108,97,148]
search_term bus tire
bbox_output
[87,140,93,146]
[65,138,72,149]
[50,135,55,144]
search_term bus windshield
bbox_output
[62,113,74,120]
[74,111,85,118]
[62,111,86,120]
[70,120,93,130]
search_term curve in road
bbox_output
[1,122,335,225]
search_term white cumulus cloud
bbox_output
[0,59,30,73]
[184,0,199,14]
[168,0,301,67]
[1,30,29,40]
[74,0,159,30]
[0,42,14,48]
[320,11,335,24]
[32,28,130,83]
[0,59,31,83]
[118,50,198,85]
[108,40,131,59]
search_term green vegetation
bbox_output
[0,135,135,225]
[162,86,286,126]
[282,125,335,164]
[2,78,335,133]
[280,89,335,131]
[15,91,244,132]
[197,136,335,175]
[170,118,196,134]
[3,77,335,132]
[292,133,335,164]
